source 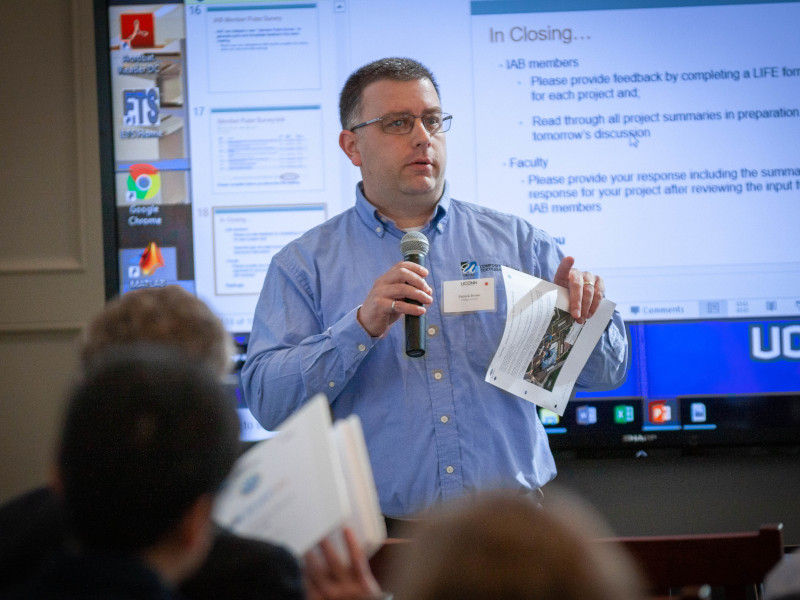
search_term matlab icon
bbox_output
[139,241,165,276]
[649,401,672,424]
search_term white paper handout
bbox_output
[212,394,386,559]
[485,266,616,415]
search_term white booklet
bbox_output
[485,266,616,416]
[212,394,386,559]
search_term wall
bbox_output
[0,0,105,501]
[0,0,797,549]
[555,448,800,546]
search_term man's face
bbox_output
[344,78,448,212]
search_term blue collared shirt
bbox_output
[242,182,628,518]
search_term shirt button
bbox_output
[445,466,454,474]
[375,226,382,233]
[440,415,449,423]
[358,344,366,352]
[427,325,439,337]
[433,370,444,381]
[328,381,335,388]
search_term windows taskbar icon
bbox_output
[575,405,597,426]
[614,405,635,424]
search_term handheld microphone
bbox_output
[400,231,429,358]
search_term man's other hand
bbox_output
[554,256,606,324]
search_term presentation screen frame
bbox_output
[94,0,800,451]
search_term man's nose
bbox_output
[409,117,432,145]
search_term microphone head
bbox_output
[400,231,429,258]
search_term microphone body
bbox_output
[400,232,429,358]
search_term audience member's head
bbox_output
[389,488,646,600]
[57,345,240,582]
[338,57,439,130]
[79,285,234,379]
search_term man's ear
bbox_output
[339,129,362,167]
[178,494,214,552]
[49,465,64,496]
[145,494,215,586]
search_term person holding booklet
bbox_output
[9,347,242,599]
[242,57,629,520]
[0,287,383,600]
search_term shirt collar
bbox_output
[354,181,451,239]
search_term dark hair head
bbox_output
[339,57,440,130]
[58,345,240,552]
[79,286,234,379]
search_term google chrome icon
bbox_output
[126,163,161,201]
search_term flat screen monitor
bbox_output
[94,0,800,449]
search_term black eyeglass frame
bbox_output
[349,112,453,135]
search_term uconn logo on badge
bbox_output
[750,323,800,361]
[460,261,479,278]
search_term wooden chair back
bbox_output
[602,524,785,600]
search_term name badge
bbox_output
[442,278,496,314]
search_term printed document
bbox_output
[486,266,615,415]
[212,394,386,558]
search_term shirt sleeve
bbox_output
[240,254,378,430]
[576,309,630,391]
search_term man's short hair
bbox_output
[390,489,645,600]
[58,345,240,552]
[79,286,234,379]
[339,57,440,130]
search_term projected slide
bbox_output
[210,106,324,192]
[103,0,800,447]
[212,204,326,296]
[106,0,800,330]
[205,3,321,92]
[470,2,799,320]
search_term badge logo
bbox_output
[460,261,480,278]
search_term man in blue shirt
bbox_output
[242,58,628,519]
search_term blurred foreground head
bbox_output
[58,345,240,553]
[79,286,234,379]
[390,488,645,600]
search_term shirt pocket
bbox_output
[458,263,513,372]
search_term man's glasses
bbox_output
[350,112,453,135]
